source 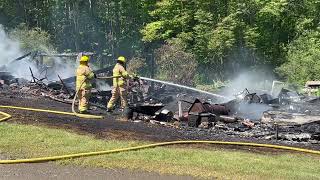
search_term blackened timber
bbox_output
[29,67,37,83]
[58,74,71,96]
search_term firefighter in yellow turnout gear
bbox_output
[76,55,96,114]
[107,56,132,112]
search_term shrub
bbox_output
[155,39,197,86]
[127,56,147,74]
[9,23,54,52]
[277,31,320,85]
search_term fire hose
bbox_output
[70,75,117,119]
[0,111,11,122]
[71,75,123,119]
[0,105,320,164]
[71,86,103,119]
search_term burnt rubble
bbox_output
[1,70,320,145]
[127,86,320,144]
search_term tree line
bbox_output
[0,0,319,85]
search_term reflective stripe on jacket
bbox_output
[76,65,95,90]
[113,63,129,87]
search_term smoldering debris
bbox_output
[1,64,320,145]
[125,82,320,144]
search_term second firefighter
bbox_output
[107,56,134,112]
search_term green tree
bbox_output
[9,23,53,52]
[1,0,320,84]
[277,30,320,85]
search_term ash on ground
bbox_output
[1,70,320,146]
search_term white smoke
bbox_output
[219,70,275,120]
[236,103,271,120]
[0,24,78,82]
[0,25,21,65]
[44,56,77,81]
[220,70,275,99]
[95,80,112,91]
[0,25,39,80]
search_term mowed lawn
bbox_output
[0,122,319,180]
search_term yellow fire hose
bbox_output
[71,77,104,119]
[0,105,102,119]
[0,105,320,164]
[70,75,121,119]
[0,110,11,122]
[71,93,103,119]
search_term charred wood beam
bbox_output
[47,95,107,110]
[13,52,32,61]
[58,74,72,96]
[29,67,37,83]
[180,100,193,104]
[29,67,48,90]
[8,52,32,65]
[47,95,73,104]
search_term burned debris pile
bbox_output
[126,85,320,144]
[1,69,320,145]
[0,68,111,108]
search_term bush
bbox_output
[277,31,320,85]
[155,39,197,86]
[9,23,54,52]
[127,56,146,74]
[196,80,228,92]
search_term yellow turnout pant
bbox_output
[78,89,91,112]
[107,86,127,109]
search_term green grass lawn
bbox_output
[0,122,319,179]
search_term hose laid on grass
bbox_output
[0,140,319,164]
[0,105,320,164]
[0,111,11,122]
[0,105,103,119]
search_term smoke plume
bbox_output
[220,70,275,120]
[0,25,39,79]
[0,24,78,83]
[220,70,275,99]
